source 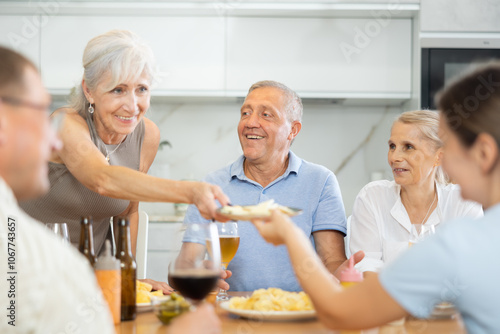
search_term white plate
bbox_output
[219,301,316,321]
[430,302,457,319]
[137,302,152,313]
[216,206,303,221]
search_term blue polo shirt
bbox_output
[184,151,346,291]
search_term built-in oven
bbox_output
[421,35,500,109]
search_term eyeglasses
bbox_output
[0,96,50,113]
[0,96,64,132]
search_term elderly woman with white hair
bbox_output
[349,110,483,273]
[20,30,230,292]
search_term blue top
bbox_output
[379,203,500,334]
[184,151,347,291]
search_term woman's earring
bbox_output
[88,104,94,114]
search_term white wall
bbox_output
[135,100,402,217]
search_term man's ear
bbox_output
[288,121,302,141]
[471,133,499,175]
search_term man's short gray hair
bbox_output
[247,80,303,122]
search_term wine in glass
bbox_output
[168,223,221,306]
[213,222,239,301]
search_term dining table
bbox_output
[115,292,466,334]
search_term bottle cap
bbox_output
[95,240,120,270]
[81,216,93,225]
[117,217,129,226]
[340,256,363,283]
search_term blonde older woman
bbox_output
[20,30,230,292]
[349,110,483,273]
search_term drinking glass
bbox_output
[168,223,221,306]
[214,222,240,301]
[45,223,70,244]
[409,223,436,247]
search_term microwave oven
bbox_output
[421,47,500,109]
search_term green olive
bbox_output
[154,294,191,325]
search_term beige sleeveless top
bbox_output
[21,111,145,253]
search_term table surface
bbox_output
[115,292,466,334]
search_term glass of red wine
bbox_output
[168,223,221,306]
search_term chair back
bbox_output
[136,211,149,279]
[344,215,352,258]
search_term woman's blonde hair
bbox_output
[394,110,449,184]
[68,30,156,117]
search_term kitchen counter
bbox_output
[149,215,185,223]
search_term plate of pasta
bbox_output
[217,200,302,221]
[220,288,316,321]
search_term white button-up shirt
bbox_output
[0,177,114,334]
[349,180,483,272]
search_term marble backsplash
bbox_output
[139,100,403,217]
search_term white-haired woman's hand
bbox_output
[189,181,230,221]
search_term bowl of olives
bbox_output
[151,292,191,325]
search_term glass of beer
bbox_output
[214,222,239,301]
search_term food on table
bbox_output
[152,292,191,325]
[136,280,163,304]
[228,288,314,312]
[137,280,153,292]
[219,199,298,218]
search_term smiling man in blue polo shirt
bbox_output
[184,80,347,292]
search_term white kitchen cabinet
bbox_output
[0,3,416,103]
[40,16,225,93]
[0,15,40,68]
[146,222,184,282]
[226,17,412,98]
[0,1,419,18]
[421,0,500,32]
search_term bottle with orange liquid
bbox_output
[95,240,121,325]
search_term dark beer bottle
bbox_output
[78,216,96,267]
[116,217,137,321]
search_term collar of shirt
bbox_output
[390,181,444,233]
[229,150,302,189]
